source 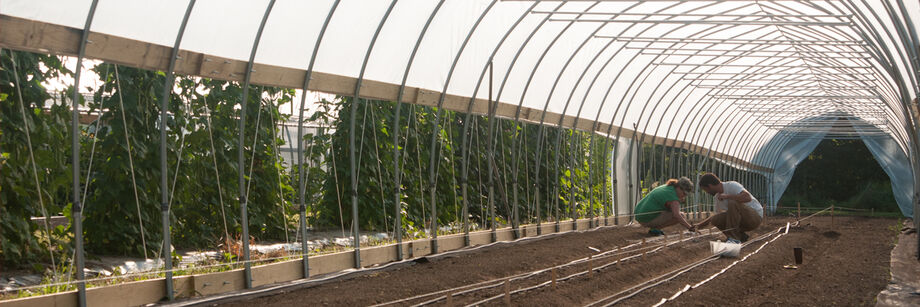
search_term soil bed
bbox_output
[210,216,895,306]
[619,216,896,306]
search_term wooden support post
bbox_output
[679,231,684,240]
[504,279,511,305]
[641,238,646,245]
[446,290,453,307]
[551,267,557,289]
[588,255,593,276]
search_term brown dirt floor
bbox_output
[211,216,897,306]
[620,216,897,306]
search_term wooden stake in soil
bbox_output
[679,231,684,240]
[797,202,801,220]
[831,205,835,228]
[504,279,511,305]
[588,255,593,276]
[551,267,557,289]
[446,290,453,307]
[641,238,646,245]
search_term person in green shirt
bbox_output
[634,177,697,236]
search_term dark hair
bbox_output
[699,173,721,187]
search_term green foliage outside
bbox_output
[779,138,898,212]
[1,50,292,267]
[1,49,614,271]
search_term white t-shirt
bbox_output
[713,181,763,217]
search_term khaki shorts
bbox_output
[640,211,674,228]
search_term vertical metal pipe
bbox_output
[158,0,196,300]
[296,0,340,276]
[427,0,497,252]
[487,62,498,242]
[392,0,444,258]
[461,1,537,242]
[71,1,99,306]
[239,0,276,289]
[350,0,398,268]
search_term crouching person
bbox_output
[695,173,763,243]
[634,177,697,236]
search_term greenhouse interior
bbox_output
[0,0,918,306]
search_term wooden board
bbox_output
[193,268,245,297]
[0,213,719,307]
[252,260,303,288]
[437,235,467,252]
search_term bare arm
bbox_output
[718,190,752,203]
[695,215,713,229]
[665,200,695,231]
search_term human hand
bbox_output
[716,193,729,201]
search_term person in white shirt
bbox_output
[693,173,763,243]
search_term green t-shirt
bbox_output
[634,185,680,223]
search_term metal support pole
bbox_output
[238,0,276,289]
[427,0,497,252]
[296,0,341,277]
[71,2,99,306]
[393,0,443,259]
[157,1,196,300]
[350,0,398,267]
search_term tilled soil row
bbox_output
[493,219,793,306]
[217,218,791,306]
[220,222,656,306]
[618,216,896,306]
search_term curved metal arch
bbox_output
[632,21,777,174]
[656,5,912,168]
[70,1,100,306]
[774,20,913,145]
[589,3,736,218]
[501,1,607,232]
[677,59,823,173]
[348,0,399,267]
[843,0,920,195]
[645,25,816,161]
[467,1,567,236]
[553,1,696,221]
[530,3,664,228]
[157,0,197,300]
[874,0,920,92]
[839,1,919,134]
[296,0,341,277]
[602,2,764,211]
[456,1,540,241]
[559,7,699,228]
[391,0,445,261]
[544,14,629,225]
[649,57,785,210]
[237,0,277,289]
[550,1,694,226]
[425,0,498,254]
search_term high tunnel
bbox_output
[0,0,918,306]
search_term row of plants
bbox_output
[2,48,767,279]
[1,50,291,269]
[1,50,619,272]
